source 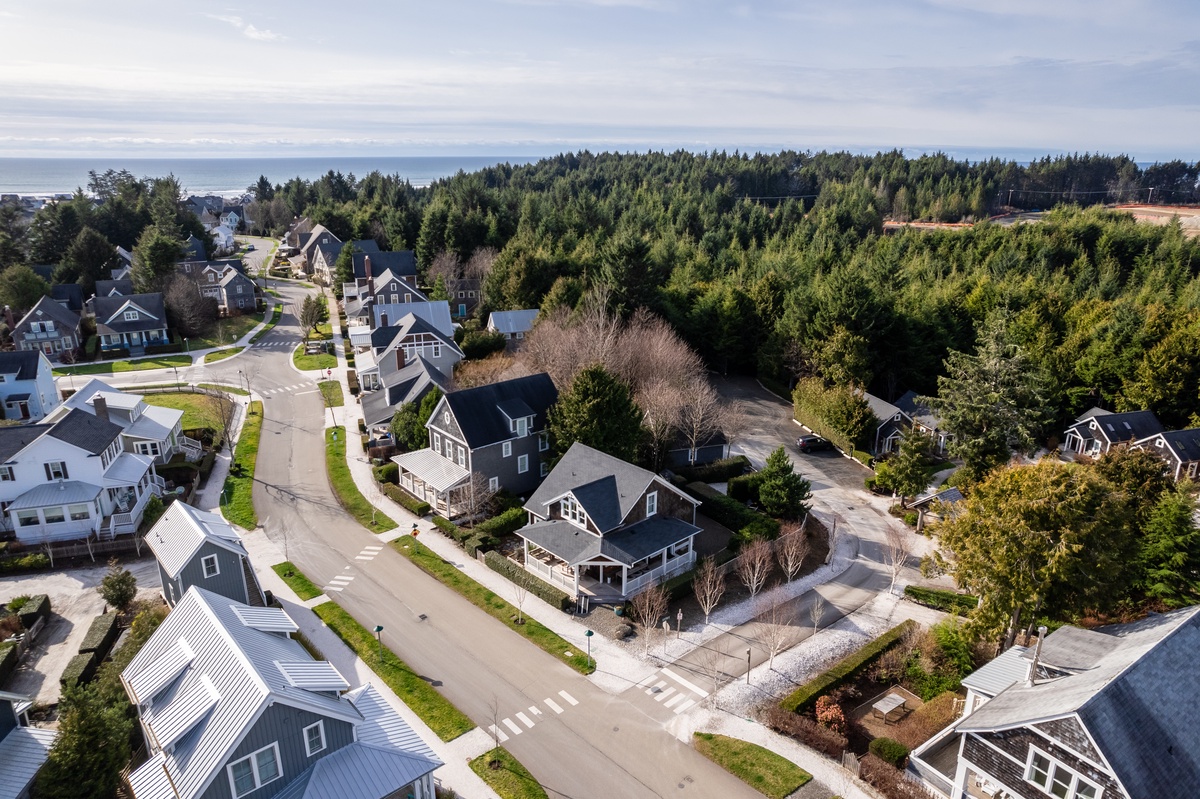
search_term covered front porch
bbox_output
[392,448,469,518]
[99,329,169,355]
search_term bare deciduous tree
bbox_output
[454,471,498,524]
[512,577,529,625]
[453,353,526,389]
[695,643,728,706]
[427,251,462,284]
[678,379,729,466]
[488,694,502,748]
[735,538,774,600]
[637,377,685,470]
[204,390,239,458]
[810,594,825,634]
[163,275,218,338]
[693,556,727,624]
[754,598,797,670]
[628,583,669,655]
[884,524,910,592]
[776,521,811,583]
[609,307,705,392]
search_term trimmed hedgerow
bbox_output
[671,455,751,483]
[78,614,120,659]
[484,551,574,612]
[685,482,780,543]
[869,737,910,768]
[780,620,916,714]
[474,507,527,537]
[18,594,50,630]
[382,484,431,516]
[904,585,979,616]
[0,642,17,685]
[60,651,98,687]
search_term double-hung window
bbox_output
[646,491,658,517]
[502,441,512,457]
[516,417,528,437]
[517,454,529,474]
[45,461,68,480]
[1026,747,1100,799]
[202,554,219,578]
[457,446,466,468]
[0,466,14,481]
[303,721,326,756]
[433,433,442,452]
[538,433,549,452]
[228,744,282,798]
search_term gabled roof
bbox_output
[959,645,1029,698]
[862,390,906,423]
[123,588,365,799]
[487,309,539,335]
[15,295,80,332]
[894,390,944,431]
[48,407,122,454]
[145,502,248,578]
[363,356,451,428]
[1149,428,1200,464]
[956,607,1200,799]
[0,725,57,799]
[439,373,557,450]
[525,442,696,534]
[51,283,84,312]
[0,424,50,462]
[1071,409,1164,445]
[0,350,45,381]
[372,302,454,338]
[375,313,460,361]
[353,250,411,281]
[272,743,439,799]
[95,278,134,297]
[180,234,206,263]
[92,293,167,334]
[517,515,701,567]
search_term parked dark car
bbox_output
[796,434,834,453]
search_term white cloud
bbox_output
[204,13,283,42]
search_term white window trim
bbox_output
[517,454,529,474]
[502,441,512,458]
[1025,745,1101,799]
[433,432,441,451]
[646,491,658,517]
[0,466,13,481]
[202,554,219,578]
[538,433,549,452]
[227,742,282,798]
[488,476,499,492]
[540,461,549,477]
[303,720,326,756]
[562,495,587,528]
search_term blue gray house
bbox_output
[91,293,170,354]
[145,501,265,608]
[121,587,441,799]
[0,689,57,799]
[486,309,539,347]
[0,351,59,421]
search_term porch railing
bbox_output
[525,556,576,591]
[625,550,696,596]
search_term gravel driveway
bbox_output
[1,557,160,704]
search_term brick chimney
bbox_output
[395,348,405,370]
[379,311,388,330]
[93,396,109,423]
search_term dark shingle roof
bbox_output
[48,408,121,454]
[1081,409,1165,444]
[1159,428,1200,463]
[0,351,44,381]
[16,296,80,332]
[442,373,558,450]
[51,284,84,312]
[0,424,50,462]
[352,249,407,281]
[180,234,206,263]
[517,515,700,567]
[362,357,451,428]
[92,294,167,334]
[95,279,134,297]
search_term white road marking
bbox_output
[324,586,343,592]
[654,687,676,703]
[544,698,563,714]
[295,390,319,396]
[488,725,509,743]
[662,667,710,698]
[529,705,542,716]
[515,712,534,728]
[354,556,373,560]
[502,718,522,735]
[646,680,667,695]
[362,546,383,552]
[664,693,685,708]
[674,699,696,714]
[558,690,579,706]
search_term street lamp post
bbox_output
[676,609,683,639]
[239,369,251,396]
[374,625,384,659]
[184,337,190,354]
[585,629,593,669]
[746,648,752,685]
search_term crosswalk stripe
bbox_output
[646,680,667,695]
[502,718,522,735]
[558,690,578,706]
[488,725,509,743]
[664,693,685,708]
[362,546,383,551]
[544,698,563,714]
[654,687,676,703]
[662,667,710,698]
[354,556,373,560]
[528,705,542,717]
[515,712,534,728]
[674,699,696,714]
[324,586,343,592]
[329,577,353,584]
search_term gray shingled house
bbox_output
[514,442,701,600]
[11,296,83,359]
[1062,408,1165,457]
[392,373,557,516]
[121,587,441,799]
[909,606,1200,799]
[91,292,170,354]
[1133,426,1200,481]
[145,501,265,608]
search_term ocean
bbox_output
[0,156,546,196]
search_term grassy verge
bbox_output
[692,733,812,799]
[325,427,397,532]
[294,344,337,371]
[271,562,321,600]
[312,602,474,741]
[391,538,595,675]
[249,305,283,344]
[190,312,265,350]
[205,346,244,364]
[54,354,192,377]
[318,380,344,407]
[469,748,548,799]
[221,400,263,529]
[198,382,249,396]
[143,391,234,435]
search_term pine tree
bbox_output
[35,682,133,799]
[1138,487,1200,607]
[550,364,643,461]
[757,446,812,520]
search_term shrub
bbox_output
[432,515,469,542]
[474,507,527,536]
[463,535,496,557]
[18,594,50,630]
[60,652,98,687]
[6,595,30,614]
[760,705,848,760]
[894,692,961,750]
[869,737,910,768]
[684,482,780,542]
[459,329,507,360]
[382,484,431,516]
[98,558,137,612]
[727,472,764,503]
[0,642,17,685]
[780,621,916,713]
[859,754,938,799]
[904,585,978,615]
[78,614,120,659]
[145,342,183,355]
[672,455,751,483]
[792,377,877,454]
[815,695,847,735]
[347,370,360,395]
[0,553,51,573]
[199,450,217,477]
[373,462,399,484]
[903,511,918,527]
[358,419,367,434]
[484,550,574,612]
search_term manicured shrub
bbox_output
[0,642,17,685]
[869,737,910,768]
[432,515,467,541]
[358,419,367,434]
[199,450,217,477]
[672,455,751,483]
[463,534,496,557]
[18,594,50,630]
[78,614,120,659]
[60,651,98,687]
[727,472,764,503]
[474,507,527,536]
[760,705,848,760]
[459,329,507,360]
[483,551,574,612]
[373,462,399,484]
[684,482,780,542]
[145,342,183,355]
[0,554,51,573]
[382,484,431,516]
[904,585,979,616]
[780,621,916,713]
[347,370,360,395]
[6,595,30,614]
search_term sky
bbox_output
[1,0,1198,160]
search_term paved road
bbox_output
[91,283,758,798]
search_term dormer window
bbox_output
[646,491,658,517]
[562,495,587,527]
[516,417,528,437]
[124,310,139,320]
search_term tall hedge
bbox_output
[780,620,916,713]
[78,614,120,660]
[685,482,779,542]
[792,377,877,454]
[483,551,574,612]
[18,594,50,629]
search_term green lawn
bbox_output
[692,733,812,799]
[197,383,249,396]
[204,346,244,364]
[391,538,595,675]
[318,380,344,407]
[271,562,321,600]
[143,391,234,434]
[53,354,192,377]
[325,427,397,532]
[221,400,263,529]
[190,311,265,350]
[469,748,548,799]
[250,305,283,344]
[312,602,474,741]
[294,344,337,371]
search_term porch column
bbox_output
[621,567,627,597]
[573,567,579,595]
[661,549,668,568]
[523,538,529,567]
[596,565,603,585]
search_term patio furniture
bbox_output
[871,693,908,723]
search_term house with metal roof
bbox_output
[121,587,440,799]
[514,441,701,601]
[11,296,83,360]
[0,350,59,421]
[146,502,265,607]
[392,373,558,516]
[343,265,430,326]
[486,309,539,347]
[0,689,57,799]
[53,378,203,466]
[1063,408,1165,458]
[909,607,1200,799]
[91,292,170,355]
